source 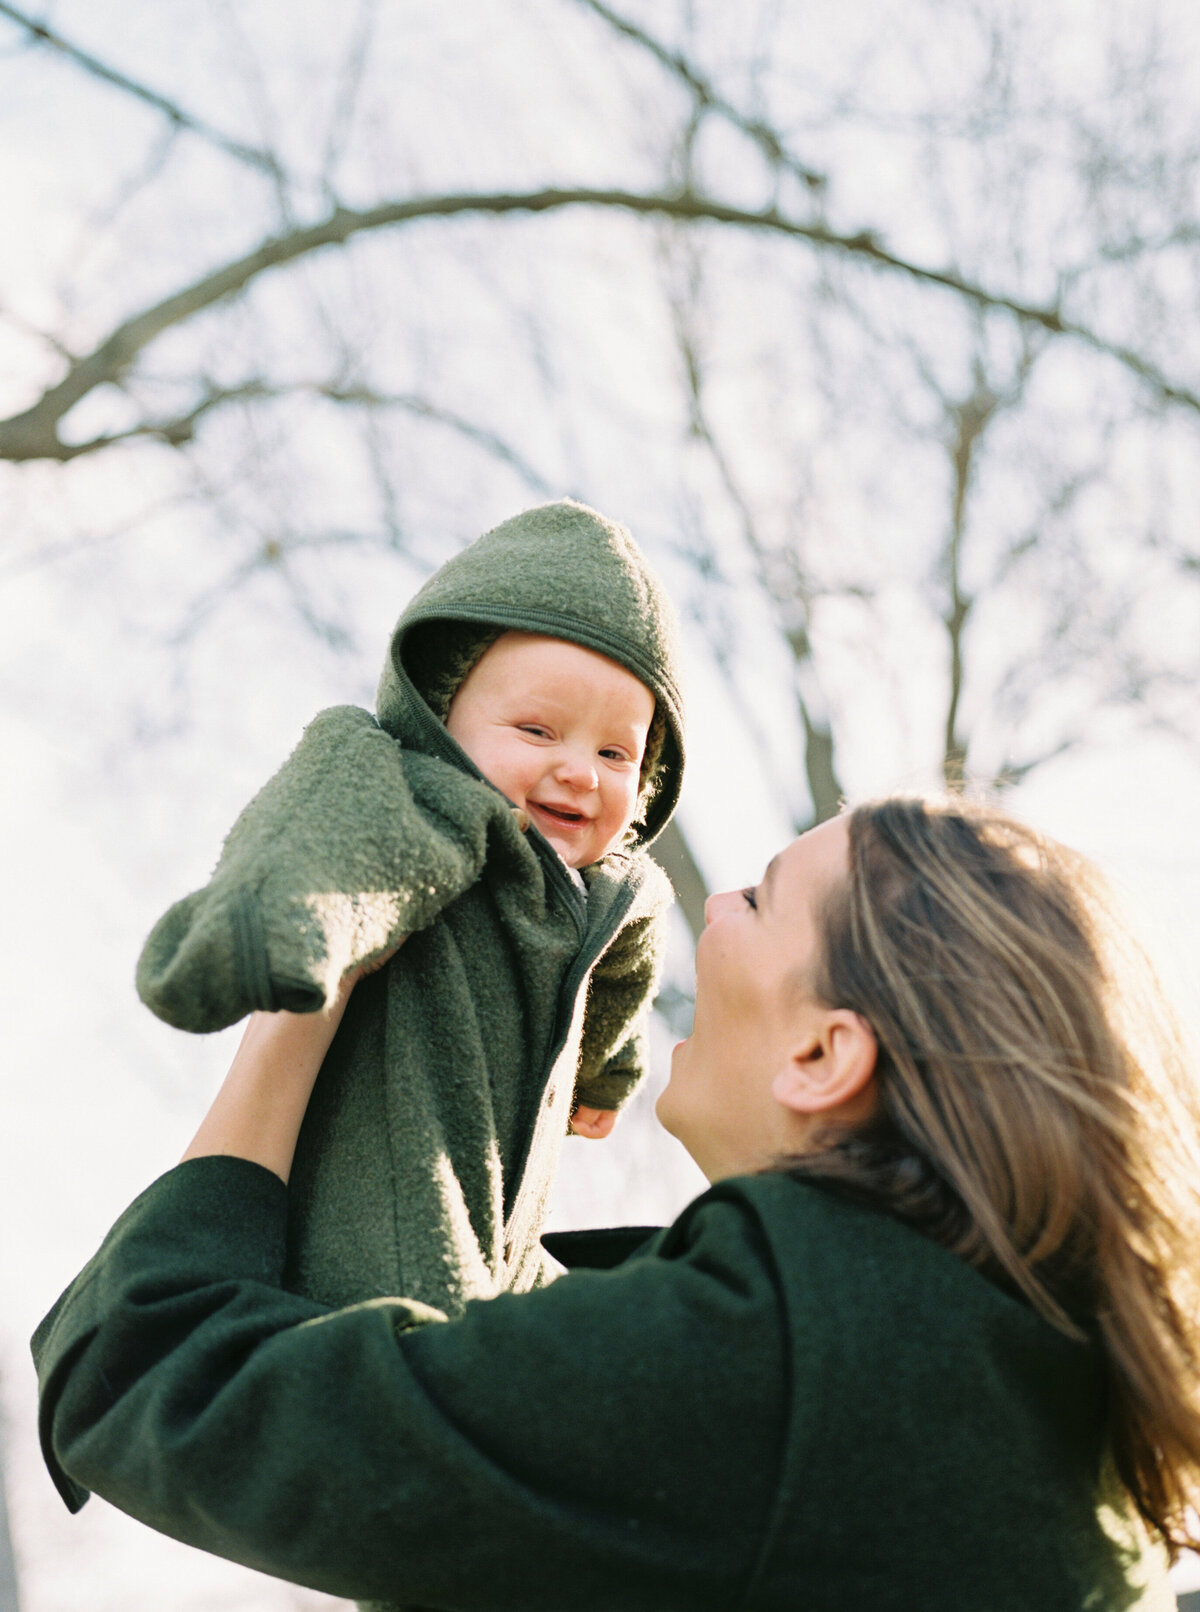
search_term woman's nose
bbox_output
[704,889,740,926]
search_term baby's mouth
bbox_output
[529,801,588,829]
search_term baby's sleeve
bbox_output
[136,706,502,1032]
[573,857,674,1112]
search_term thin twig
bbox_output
[575,0,826,192]
[0,1,285,179]
[20,377,558,493]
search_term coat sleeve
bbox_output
[136,706,509,1032]
[32,1157,785,1612]
[574,856,674,1111]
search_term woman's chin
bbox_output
[655,1053,695,1146]
[654,1078,682,1140]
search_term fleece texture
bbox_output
[136,500,683,1335]
[34,1157,1173,1611]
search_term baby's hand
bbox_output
[569,1105,618,1140]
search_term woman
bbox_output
[33,798,1200,1610]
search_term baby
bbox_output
[137,499,685,1317]
[442,628,657,1138]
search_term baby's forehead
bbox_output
[478,631,654,719]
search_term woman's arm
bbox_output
[179,986,354,1183]
[181,944,400,1182]
[32,1160,779,1608]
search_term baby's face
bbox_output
[445,631,655,868]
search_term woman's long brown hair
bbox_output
[790,796,1200,1552]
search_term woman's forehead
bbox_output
[777,816,850,894]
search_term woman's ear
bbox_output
[771,1009,878,1117]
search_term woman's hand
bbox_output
[180,939,406,1183]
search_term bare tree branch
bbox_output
[207,0,296,221]
[168,525,385,649]
[317,385,557,495]
[936,342,1045,788]
[666,240,846,823]
[15,378,558,499]
[1144,527,1200,575]
[1095,222,1200,264]
[0,1,285,181]
[12,380,279,460]
[0,491,187,581]
[992,735,1080,790]
[78,123,182,245]
[321,0,378,192]
[940,379,991,788]
[983,573,1180,762]
[890,314,1051,790]
[4,184,1199,464]
[0,300,74,364]
[575,0,827,193]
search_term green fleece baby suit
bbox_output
[136,500,686,1319]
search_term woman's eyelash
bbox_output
[742,887,758,911]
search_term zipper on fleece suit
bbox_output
[500,862,637,1278]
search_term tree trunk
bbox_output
[800,702,842,825]
[649,818,709,943]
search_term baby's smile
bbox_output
[528,799,591,827]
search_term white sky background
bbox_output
[2,0,1200,1605]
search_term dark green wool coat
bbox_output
[33,1157,1172,1611]
[135,500,684,1318]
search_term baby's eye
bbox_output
[600,747,634,763]
[742,887,758,911]
[517,724,552,740]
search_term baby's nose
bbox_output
[556,750,599,789]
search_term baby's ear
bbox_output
[636,702,668,807]
[569,1106,618,1140]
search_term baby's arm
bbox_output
[138,707,508,1034]
[572,857,674,1131]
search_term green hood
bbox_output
[376,499,686,847]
